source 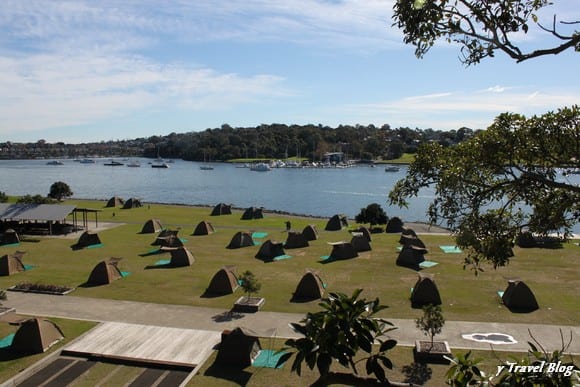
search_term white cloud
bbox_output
[0,52,288,134]
[346,87,580,130]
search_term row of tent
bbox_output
[106,196,142,209]
[206,266,325,302]
[141,219,216,236]
[410,274,539,312]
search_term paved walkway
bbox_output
[5,292,579,355]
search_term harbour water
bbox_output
[1,158,578,233]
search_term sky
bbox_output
[1,0,578,143]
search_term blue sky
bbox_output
[1,0,578,143]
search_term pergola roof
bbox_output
[0,204,76,222]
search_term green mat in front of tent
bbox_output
[439,245,462,253]
[253,350,288,368]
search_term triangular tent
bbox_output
[123,197,142,209]
[355,226,372,242]
[241,207,264,220]
[11,318,64,354]
[328,242,358,260]
[169,247,195,267]
[502,280,539,311]
[1,229,20,245]
[105,196,124,208]
[350,234,372,252]
[284,231,309,249]
[0,252,26,276]
[152,230,183,248]
[141,218,163,234]
[302,224,319,241]
[292,269,325,301]
[211,203,232,216]
[385,217,404,233]
[87,258,123,285]
[207,266,239,295]
[192,220,215,235]
[410,273,442,308]
[227,231,254,249]
[216,327,262,367]
[325,214,347,231]
[76,231,101,248]
[396,245,427,270]
[399,233,426,249]
[255,240,286,261]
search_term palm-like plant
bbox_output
[279,289,398,385]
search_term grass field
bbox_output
[0,199,578,384]
[1,199,578,325]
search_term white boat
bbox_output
[152,163,169,169]
[79,158,95,164]
[200,165,214,170]
[285,160,301,168]
[46,160,64,165]
[384,165,400,172]
[127,161,141,167]
[250,162,271,172]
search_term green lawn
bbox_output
[1,199,578,325]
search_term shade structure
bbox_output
[87,258,123,285]
[385,217,404,233]
[227,231,254,249]
[292,269,325,301]
[396,245,427,270]
[211,203,232,216]
[192,220,215,235]
[301,224,319,241]
[169,247,195,267]
[325,214,347,231]
[123,197,142,209]
[207,266,239,295]
[141,218,163,234]
[328,241,358,260]
[255,240,286,261]
[11,318,64,354]
[0,252,26,276]
[501,280,539,312]
[410,273,442,308]
[350,234,371,252]
[76,231,101,248]
[105,196,124,208]
[216,327,262,367]
[284,231,309,249]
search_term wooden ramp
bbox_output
[63,322,220,367]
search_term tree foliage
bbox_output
[392,0,580,65]
[0,191,7,203]
[17,194,55,204]
[279,289,398,385]
[48,181,73,201]
[238,270,261,299]
[355,203,389,226]
[415,304,445,346]
[390,106,580,271]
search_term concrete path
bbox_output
[5,292,580,354]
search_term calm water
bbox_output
[1,158,578,233]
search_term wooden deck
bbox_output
[63,322,221,367]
